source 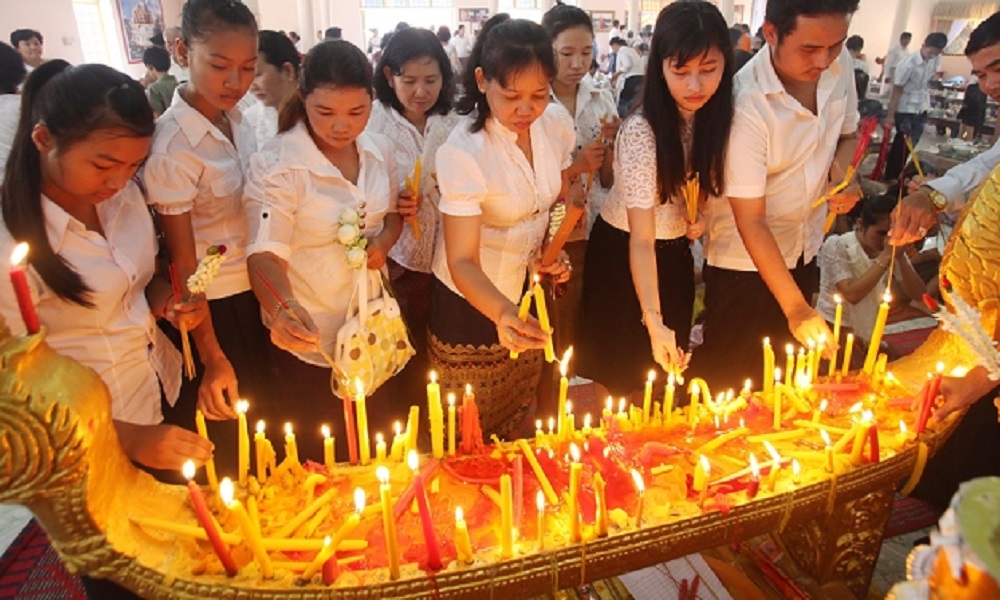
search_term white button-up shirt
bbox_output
[926,138,1000,216]
[706,47,859,271]
[433,105,575,303]
[144,87,257,300]
[0,183,181,425]
[366,101,460,273]
[245,122,398,366]
[893,50,940,114]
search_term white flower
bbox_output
[338,223,360,246]
[346,246,368,269]
[340,208,360,225]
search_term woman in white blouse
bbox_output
[431,15,573,439]
[246,30,300,148]
[246,41,414,461]
[576,2,734,400]
[541,3,620,352]
[369,26,459,400]
[0,63,211,472]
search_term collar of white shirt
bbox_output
[754,46,845,110]
[42,189,128,254]
[277,120,386,178]
[169,86,246,149]
[549,78,603,120]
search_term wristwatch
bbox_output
[920,186,948,212]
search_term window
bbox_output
[73,0,112,66]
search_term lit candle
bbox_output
[428,371,444,459]
[375,432,387,462]
[284,422,298,466]
[235,400,249,485]
[512,455,524,529]
[565,400,576,438]
[841,333,855,376]
[182,461,237,576]
[918,363,944,433]
[355,379,371,465]
[812,398,828,423]
[391,421,404,461]
[195,409,219,491]
[510,289,533,360]
[536,490,546,551]
[764,440,781,491]
[773,377,782,431]
[785,344,795,387]
[664,372,676,424]
[568,443,582,543]
[254,420,267,483]
[746,453,760,499]
[376,466,400,579]
[631,469,645,528]
[850,411,871,466]
[593,471,608,537]
[791,459,801,485]
[533,275,555,362]
[302,489,363,581]
[582,413,592,436]
[795,348,806,389]
[454,507,473,564]
[322,424,335,470]
[896,420,913,447]
[864,291,891,374]
[447,393,457,456]
[557,347,572,439]
[9,243,39,334]
[405,405,420,456]
[695,454,711,505]
[408,450,442,569]
[342,391,358,465]
[220,477,273,578]
[830,294,843,376]
[868,420,880,464]
[821,429,834,472]
[516,439,558,505]
[763,338,774,400]
[643,370,655,425]
[500,473,514,558]
[535,419,545,447]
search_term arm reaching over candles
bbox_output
[115,421,214,471]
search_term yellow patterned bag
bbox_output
[332,269,414,398]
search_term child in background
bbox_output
[142,46,178,117]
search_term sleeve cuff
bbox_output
[438,199,483,217]
[246,241,292,262]
[150,202,194,216]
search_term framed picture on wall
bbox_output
[591,11,615,33]
[459,8,490,24]
[115,0,166,63]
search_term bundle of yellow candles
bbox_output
[403,158,422,240]
[683,175,700,224]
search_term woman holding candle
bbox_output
[428,14,574,439]
[816,194,926,364]
[0,62,212,474]
[576,2,733,399]
[246,41,416,461]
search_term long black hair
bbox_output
[456,15,555,133]
[258,30,300,75]
[278,41,373,134]
[374,27,453,117]
[641,1,734,202]
[1,62,154,307]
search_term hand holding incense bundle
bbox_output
[173,244,228,379]
[813,117,877,230]
[404,158,423,240]
[683,175,700,225]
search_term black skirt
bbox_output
[575,216,695,397]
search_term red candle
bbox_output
[746,453,760,499]
[342,395,358,465]
[182,460,237,576]
[916,378,934,434]
[868,423,880,464]
[394,458,440,520]
[460,385,483,454]
[408,451,442,570]
[512,455,524,529]
[321,556,338,585]
[9,243,39,334]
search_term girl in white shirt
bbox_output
[576,2,734,399]
[144,0,271,458]
[369,26,459,402]
[0,62,211,472]
[246,41,413,461]
[246,30,300,149]
[431,15,573,439]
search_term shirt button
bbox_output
[131,274,136,282]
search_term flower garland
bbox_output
[187,245,227,295]
[337,207,368,270]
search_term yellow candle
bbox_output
[236,400,249,486]
[594,472,608,537]
[390,421,404,462]
[642,370,655,425]
[322,425,335,470]
[447,393,457,456]
[784,344,795,387]
[764,441,781,491]
[220,477,273,578]
[900,442,929,496]
[556,347,572,439]
[302,488,364,580]
[791,459,801,485]
[812,399,828,423]
[510,289,533,360]
[694,455,710,505]
[821,429,835,473]
[284,422,298,466]
[454,507,473,564]
[516,439,558,505]
[354,379,371,465]
[795,348,806,388]
[830,295,843,376]
[375,432,387,462]
[195,409,219,491]
[533,276,555,362]
[405,405,420,455]
[254,420,267,483]
[568,443,582,543]
[850,411,872,466]
[773,380,782,431]
[428,371,444,459]
[841,333,855,376]
[864,291,891,374]
[536,490,546,551]
[565,400,576,438]
[688,383,700,426]
[582,413,592,436]
[631,469,645,528]
[500,473,513,558]
[535,419,545,447]
[376,466,400,579]
[663,372,675,424]
[763,338,775,399]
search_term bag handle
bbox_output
[343,269,387,334]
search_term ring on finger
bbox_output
[916,226,928,237]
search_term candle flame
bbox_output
[862,409,874,423]
[465,383,473,396]
[699,454,711,476]
[394,421,402,436]
[354,487,366,513]
[584,413,592,429]
[547,417,555,433]
[182,459,195,481]
[743,379,752,393]
[256,420,265,434]
[284,422,293,436]
[10,242,28,267]
[883,289,892,303]
[647,369,656,383]
[763,440,781,463]
[323,535,332,548]
[785,343,794,355]
[899,420,908,435]
[407,450,419,472]
[376,465,390,484]
[603,447,610,458]
[376,432,384,444]
[848,401,863,414]
[819,398,828,412]
[820,429,832,446]
[774,368,782,382]
[605,396,613,412]
[536,489,545,510]
[569,443,581,463]
[668,372,675,386]
[219,477,234,505]
[235,399,249,414]
[566,400,573,415]
[447,393,455,407]
[535,419,542,431]
[322,424,331,439]
[631,469,645,494]
[714,415,720,430]
[749,453,759,478]
[456,506,465,522]
[936,361,945,374]
[559,347,573,377]
[739,417,746,429]
[834,293,842,304]
[763,336,770,346]
[430,370,438,384]
[807,339,815,349]
[818,333,826,346]
[618,397,626,413]
[533,273,540,284]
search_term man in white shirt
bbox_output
[451,25,472,71]
[692,0,861,392]
[163,26,189,83]
[609,20,622,42]
[877,31,912,84]
[883,32,948,181]
[892,14,1000,244]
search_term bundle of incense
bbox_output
[540,195,586,268]
[168,264,195,379]
[903,135,925,179]
[818,117,878,233]
[404,158,422,240]
[174,244,228,379]
[585,113,610,191]
[869,122,893,181]
[683,176,700,224]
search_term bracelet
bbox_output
[269,298,298,322]
[641,308,662,326]
[161,293,174,320]
[874,257,889,270]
